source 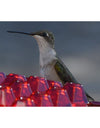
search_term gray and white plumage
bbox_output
[32,31,79,84]
[7,30,94,101]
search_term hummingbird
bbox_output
[7,30,94,102]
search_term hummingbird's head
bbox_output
[7,30,55,49]
[31,30,55,49]
[33,31,54,47]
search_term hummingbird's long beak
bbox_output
[7,31,36,36]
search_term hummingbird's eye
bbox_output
[41,32,49,37]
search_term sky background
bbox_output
[0,22,100,100]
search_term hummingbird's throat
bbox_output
[34,35,51,51]
[33,35,57,66]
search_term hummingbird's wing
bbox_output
[54,56,94,101]
[54,56,78,84]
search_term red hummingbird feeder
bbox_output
[0,72,99,107]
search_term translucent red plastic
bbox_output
[0,72,97,107]
[27,76,49,94]
[63,83,88,106]
[0,87,16,106]
[47,87,71,106]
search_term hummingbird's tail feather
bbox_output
[85,91,94,101]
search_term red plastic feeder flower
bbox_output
[0,72,100,107]
[0,86,16,106]
[63,83,88,106]
[27,76,49,94]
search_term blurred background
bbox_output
[0,22,100,100]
